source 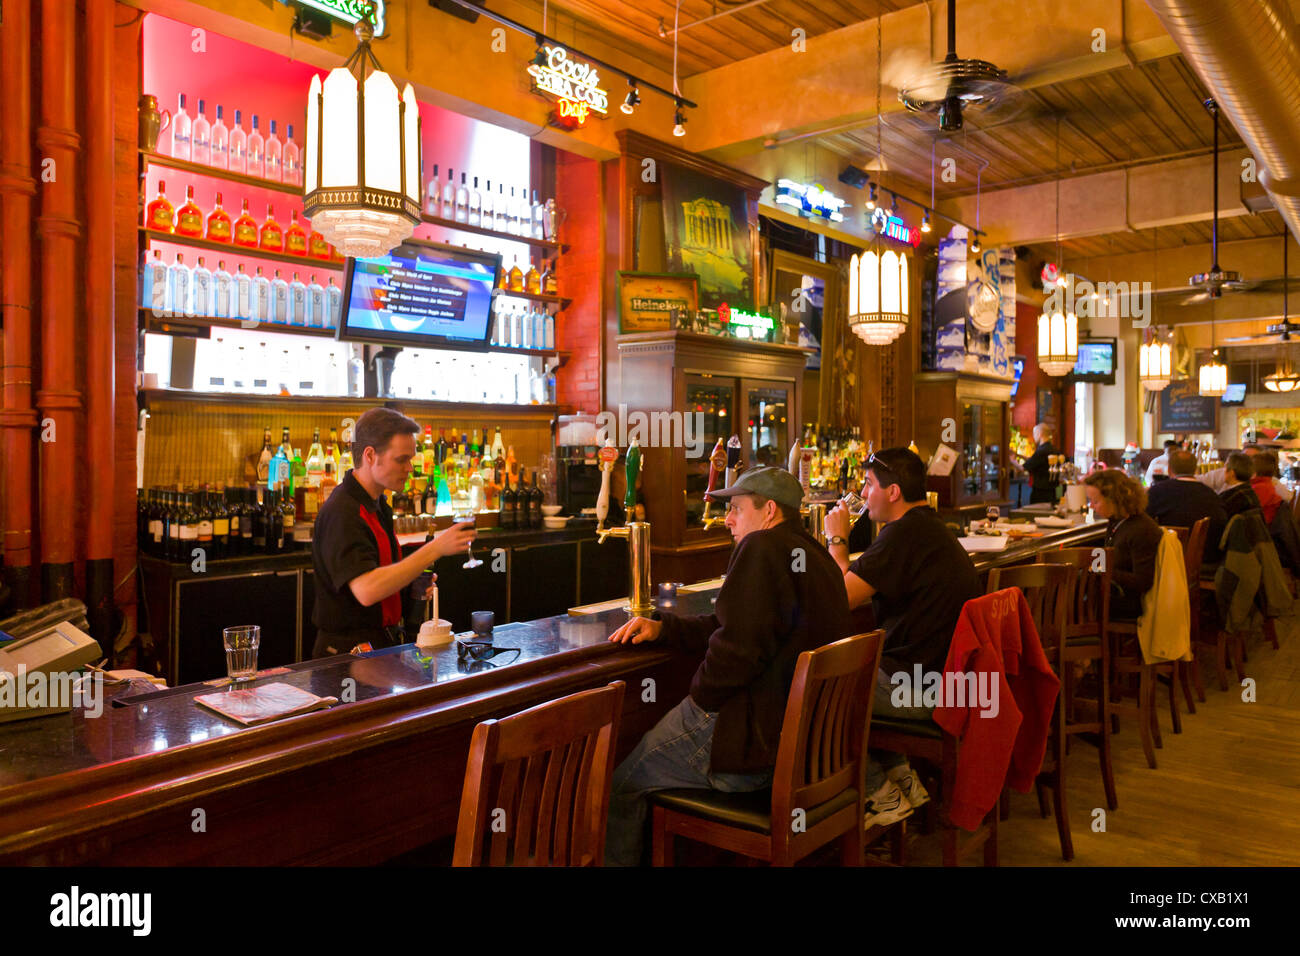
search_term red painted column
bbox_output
[0,0,38,611]
[36,0,84,600]
[555,151,602,414]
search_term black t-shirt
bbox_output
[848,506,980,675]
[311,470,408,641]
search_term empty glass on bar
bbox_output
[223,625,260,681]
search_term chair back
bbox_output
[770,630,885,846]
[1183,518,1209,587]
[986,564,1071,669]
[1039,547,1113,642]
[453,681,626,866]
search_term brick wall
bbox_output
[555,151,602,414]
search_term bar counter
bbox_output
[0,521,1103,865]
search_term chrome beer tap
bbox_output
[596,439,653,618]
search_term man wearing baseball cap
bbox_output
[603,466,854,866]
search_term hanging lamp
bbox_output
[1037,118,1078,377]
[1199,321,1227,397]
[1139,232,1170,391]
[303,16,422,259]
[1263,233,1299,392]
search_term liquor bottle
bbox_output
[454,171,470,223]
[146,181,174,232]
[504,187,519,235]
[148,491,164,555]
[171,93,191,160]
[325,426,342,475]
[210,105,229,169]
[491,425,506,462]
[305,428,325,486]
[294,479,319,524]
[259,204,283,252]
[515,187,532,235]
[482,179,495,229]
[291,444,306,490]
[529,471,544,528]
[281,485,297,551]
[468,464,486,513]
[468,175,482,226]
[306,276,325,328]
[507,256,524,292]
[164,492,179,561]
[306,223,330,260]
[506,445,519,483]
[524,260,541,295]
[142,249,169,313]
[543,309,555,350]
[435,427,448,470]
[252,266,271,323]
[195,489,214,553]
[426,163,441,215]
[233,198,259,248]
[541,263,558,296]
[265,119,283,182]
[283,124,301,186]
[284,210,307,256]
[192,99,211,165]
[174,185,204,238]
[320,459,338,506]
[253,489,269,552]
[191,257,213,317]
[229,109,247,174]
[326,277,342,329]
[510,306,524,349]
[204,191,231,243]
[519,306,532,349]
[234,264,252,321]
[266,489,285,553]
[531,189,546,240]
[289,272,307,325]
[517,469,532,529]
[247,114,265,178]
[168,253,190,317]
[440,167,456,220]
[500,473,517,529]
[423,471,438,516]
[495,184,509,232]
[532,307,545,351]
[213,260,233,318]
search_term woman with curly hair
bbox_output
[1083,469,1163,620]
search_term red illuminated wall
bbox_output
[555,152,602,413]
[1014,300,1072,453]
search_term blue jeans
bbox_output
[867,667,933,794]
[604,695,772,866]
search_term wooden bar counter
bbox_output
[0,522,1104,865]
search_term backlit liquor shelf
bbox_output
[139,227,344,272]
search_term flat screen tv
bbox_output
[1221,383,1247,406]
[337,238,501,351]
[1010,355,1026,398]
[1069,338,1117,384]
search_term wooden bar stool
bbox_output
[986,563,1074,860]
[645,631,885,867]
[1038,548,1118,803]
[452,681,626,866]
[1163,519,1210,713]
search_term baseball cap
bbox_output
[705,466,804,511]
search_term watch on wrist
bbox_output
[827,535,848,546]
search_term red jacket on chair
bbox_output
[933,589,1060,831]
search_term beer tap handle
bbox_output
[596,440,617,531]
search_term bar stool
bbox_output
[1037,548,1118,803]
[986,563,1074,860]
[646,630,886,867]
[452,681,626,866]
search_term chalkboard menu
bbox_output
[1159,381,1219,433]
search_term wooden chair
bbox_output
[1164,520,1210,711]
[986,563,1074,860]
[646,630,886,867]
[452,680,626,866]
[1037,548,1119,800]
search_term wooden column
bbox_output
[0,0,38,611]
[36,0,84,600]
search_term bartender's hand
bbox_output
[824,501,851,541]
[426,521,477,560]
[608,617,663,645]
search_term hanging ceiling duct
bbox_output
[1143,0,1300,242]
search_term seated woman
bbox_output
[1083,469,1163,621]
[1249,451,1285,525]
[1220,452,1263,519]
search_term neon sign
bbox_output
[528,45,609,123]
[870,207,921,246]
[775,179,847,223]
[296,0,387,36]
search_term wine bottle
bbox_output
[240,488,255,554]
[530,471,544,528]
[517,469,532,529]
[500,473,517,529]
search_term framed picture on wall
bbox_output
[616,272,700,333]
[660,163,754,312]
[1036,387,1057,430]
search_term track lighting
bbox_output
[531,39,546,67]
[866,183,877,210]
[921,213,931,234]
[621,81,641,115]
[673,104,686,137]
[970,234,981,254]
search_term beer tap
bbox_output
[595,439,617,533]
[701,438,727,531]
[596,439,653,618]
[725,435,742,488]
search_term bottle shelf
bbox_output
[140,386,571,417]
[140,228,345,273]
[420,212,566,254]
[493,288,570,308]
[141,148,303,197]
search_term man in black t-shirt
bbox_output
[825,447,981,827]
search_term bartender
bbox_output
[311,407,476,658]
[1021,423,1060,504]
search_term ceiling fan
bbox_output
[1222,231,1297,344]
[892,0,1019,132]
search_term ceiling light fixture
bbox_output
[866,182,877,210]
[1199,322,1227,397]
[673,106,687,137]
[921,213,931,234]
[1038,117,1078,377]
[621,80,640,115]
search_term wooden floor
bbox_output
[900,611,1300,866]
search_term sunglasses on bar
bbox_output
[455,639,521,664]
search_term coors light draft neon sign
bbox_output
[527,45,609,128]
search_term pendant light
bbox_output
[303,16,422,259]
[1263,233,1300,392]
[1140,231,1171,391]
[1037,118,1078,377]
[1198,320,1227,397]
[849,15,909,347]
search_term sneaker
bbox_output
[887,764,931,808]
[863,778,914,829]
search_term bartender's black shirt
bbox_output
[311,469,407,644]
[847,505,980,675]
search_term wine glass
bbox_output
[454,505,481,569]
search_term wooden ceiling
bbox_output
[541,0,923,75]
[1040,212,1288,263]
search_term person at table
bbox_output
[1083,470,1162,621]
[1201,443,1294,501]
[1143,439,1181,486]
[1250,451,1287,525]
[603,467,852,866]
[824,447,980,827]
[311,407,476,658]
[1219,452,1263,520]
[1145,448,1228,563]
[1021,423,1061,504]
